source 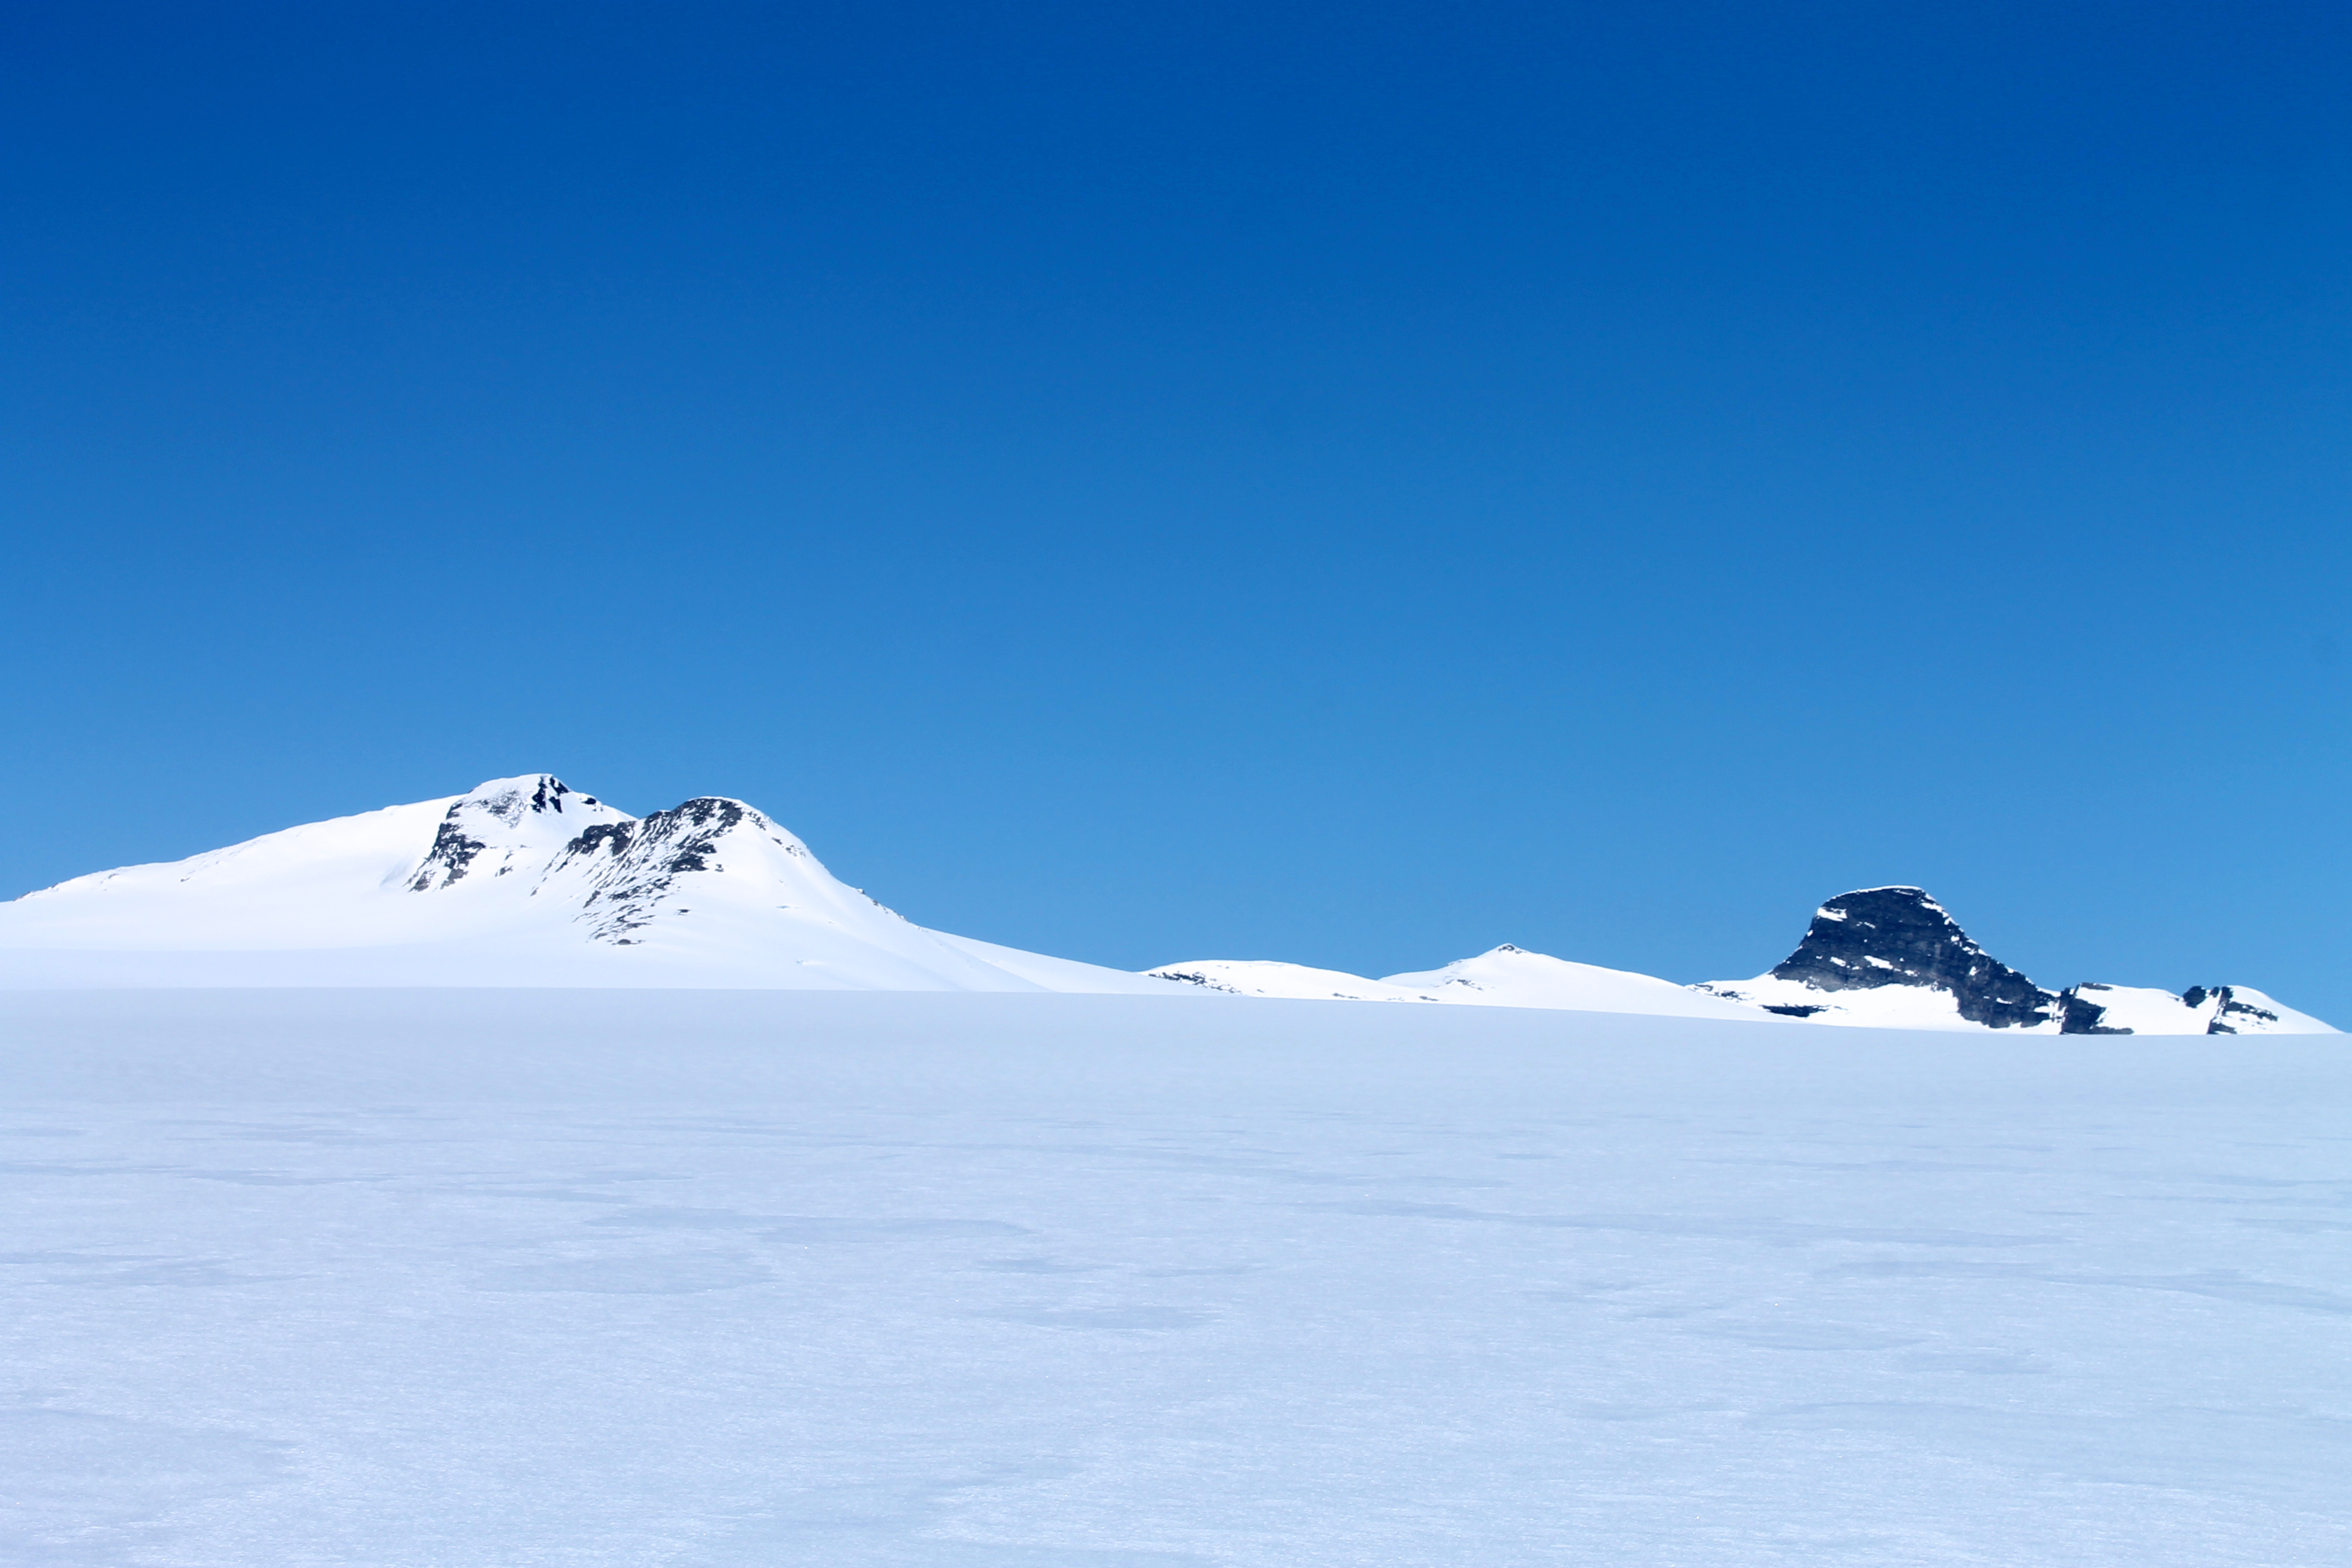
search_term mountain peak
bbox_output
[543,794,831,943]
[470,775,603,820]
[407,775,631,893]
[1696,888,2339,1033]
[1765,886,2054,1028]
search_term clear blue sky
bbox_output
[4,2,2347,1012]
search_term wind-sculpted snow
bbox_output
[1,989,2348,1565]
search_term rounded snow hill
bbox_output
[1382,945,1780,1020]
[1144,960,1453,1004]
[1149,946,1779,1022]
[0,775,1189,995]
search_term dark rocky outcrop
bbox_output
[1767,886,2059,1030]
[408,775,599,892]
[2055,984,2133,1035]
[1750,888,2300,1034]
[2205,987,2282,1035]
[548,797,782,940]
[406,818,491,891]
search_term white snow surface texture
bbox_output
[3,989,2350,1566]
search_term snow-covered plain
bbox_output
[4,988,2349,1566]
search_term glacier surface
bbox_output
[2,989,2348,1565]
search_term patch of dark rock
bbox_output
[1767,887,2056,1030]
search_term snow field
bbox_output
[1,990,2348,1565]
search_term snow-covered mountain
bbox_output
[4,785,2335,1030]
[0,775,1180,993]
[1146,947,1778,1022]
[1694,886,2334,1034]
[1148,887,2334,1032]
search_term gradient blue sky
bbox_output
[5,2,2348,1012]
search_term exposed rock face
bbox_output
[407,776,621,892]
[546,797,790,942]
[2056,986,2132,1035]
[2055,981,2289,1036]
[1695,886,2335,1033]
[2198,987,2284,1035]
[1765,886,2057,1030]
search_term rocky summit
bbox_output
[1695,885,2327,1034]
[1766,886,2057,1029]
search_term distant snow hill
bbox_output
[0,778,2336,1031]
[0,775,1177,993]
[1145,949,1770,1022]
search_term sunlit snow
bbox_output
[1148,946,1773,1021]
[0,776,1174,994]
[2,989,2348,1565]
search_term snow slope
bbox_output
[1384,943,1771,1019]
[0,775,1182,994]
[1144,958,1451,1004]
[2055,981,2332,1036]
[3,987,2350,1566]
[1148,946,1774,1022]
